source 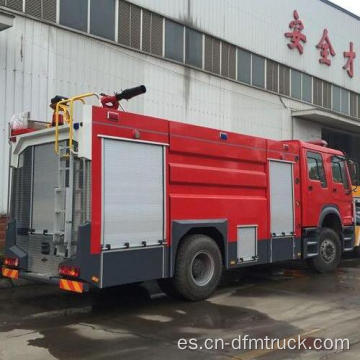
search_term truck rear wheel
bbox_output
[172,234,223,301]
[308,228,341,273]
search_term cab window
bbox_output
[348,160,360,186]
[331,157,349,189]
[307,152,327,187]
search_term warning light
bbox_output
[220,132,228,141]
[4,257,19,267]
[59,265,80,278]
[91,276,99,283]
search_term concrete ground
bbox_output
[1,258,360,360]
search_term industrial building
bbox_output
[1,0,360,219]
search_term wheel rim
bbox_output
[190,251,215,287]
[320,239,336,264]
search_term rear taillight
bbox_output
[4,257,19,267]
[59,265,80,278]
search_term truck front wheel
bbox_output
[308,228,341,273]
[172,234,223,301]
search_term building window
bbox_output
[60,0,88,32]
[43,0,57,22]
[266,60,278,92]
[341,89,349,114]
[118,1,130,46]
[332,85,341,112]
[350,92,358,117]
[291,70,301,99]
[25,0,57,21]
[118,2,141,49]
[25,0,42,18]
[279,65,290,96]
[185,28,203,68]
[252,54,265,88]
[6,0,23,12]
[204,36,220,74]
[90,0,115,40]
[142,11,163,56]
[323,81,331,109]
[313,78,323,106]
[142,10,151,52]
[302,74,312,103]
[221,42,236,79]
[165,20,184,62]
[130,5,141,49]
[237,49,251,84]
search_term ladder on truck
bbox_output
[52,93,98,257]
[50,87,145,256]
[53,144,74,257]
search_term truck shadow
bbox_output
[3,258,360,359]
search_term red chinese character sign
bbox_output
[285,10,307,54]
[343,42,356,78]
[316,29,336,66]
[284,10,357,80]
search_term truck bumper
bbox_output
[1,267,89,293]
[2,267,59,284]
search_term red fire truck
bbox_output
[2,86,355,301]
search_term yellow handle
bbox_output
[54,93,97,154]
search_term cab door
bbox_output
[303,150,329,226]
[330,156,353,225]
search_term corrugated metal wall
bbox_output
[0,14,312,214]
[130,0,360,94]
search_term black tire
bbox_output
[173,234,223,301]
[308,228,341,273]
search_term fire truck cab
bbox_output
[3,89,355,301]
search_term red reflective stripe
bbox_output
[2,267,18,279]
[59,279,84,293]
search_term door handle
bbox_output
[333,188,337,192]
[308,185,313,191]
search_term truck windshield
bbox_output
[347,159,360,186]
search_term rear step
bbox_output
[19,271,60,285]
[343,236,354,252]
[302,228,320,259]
[14,271,89,293]
[343,226,355,252]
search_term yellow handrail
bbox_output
[54,93,97,154]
